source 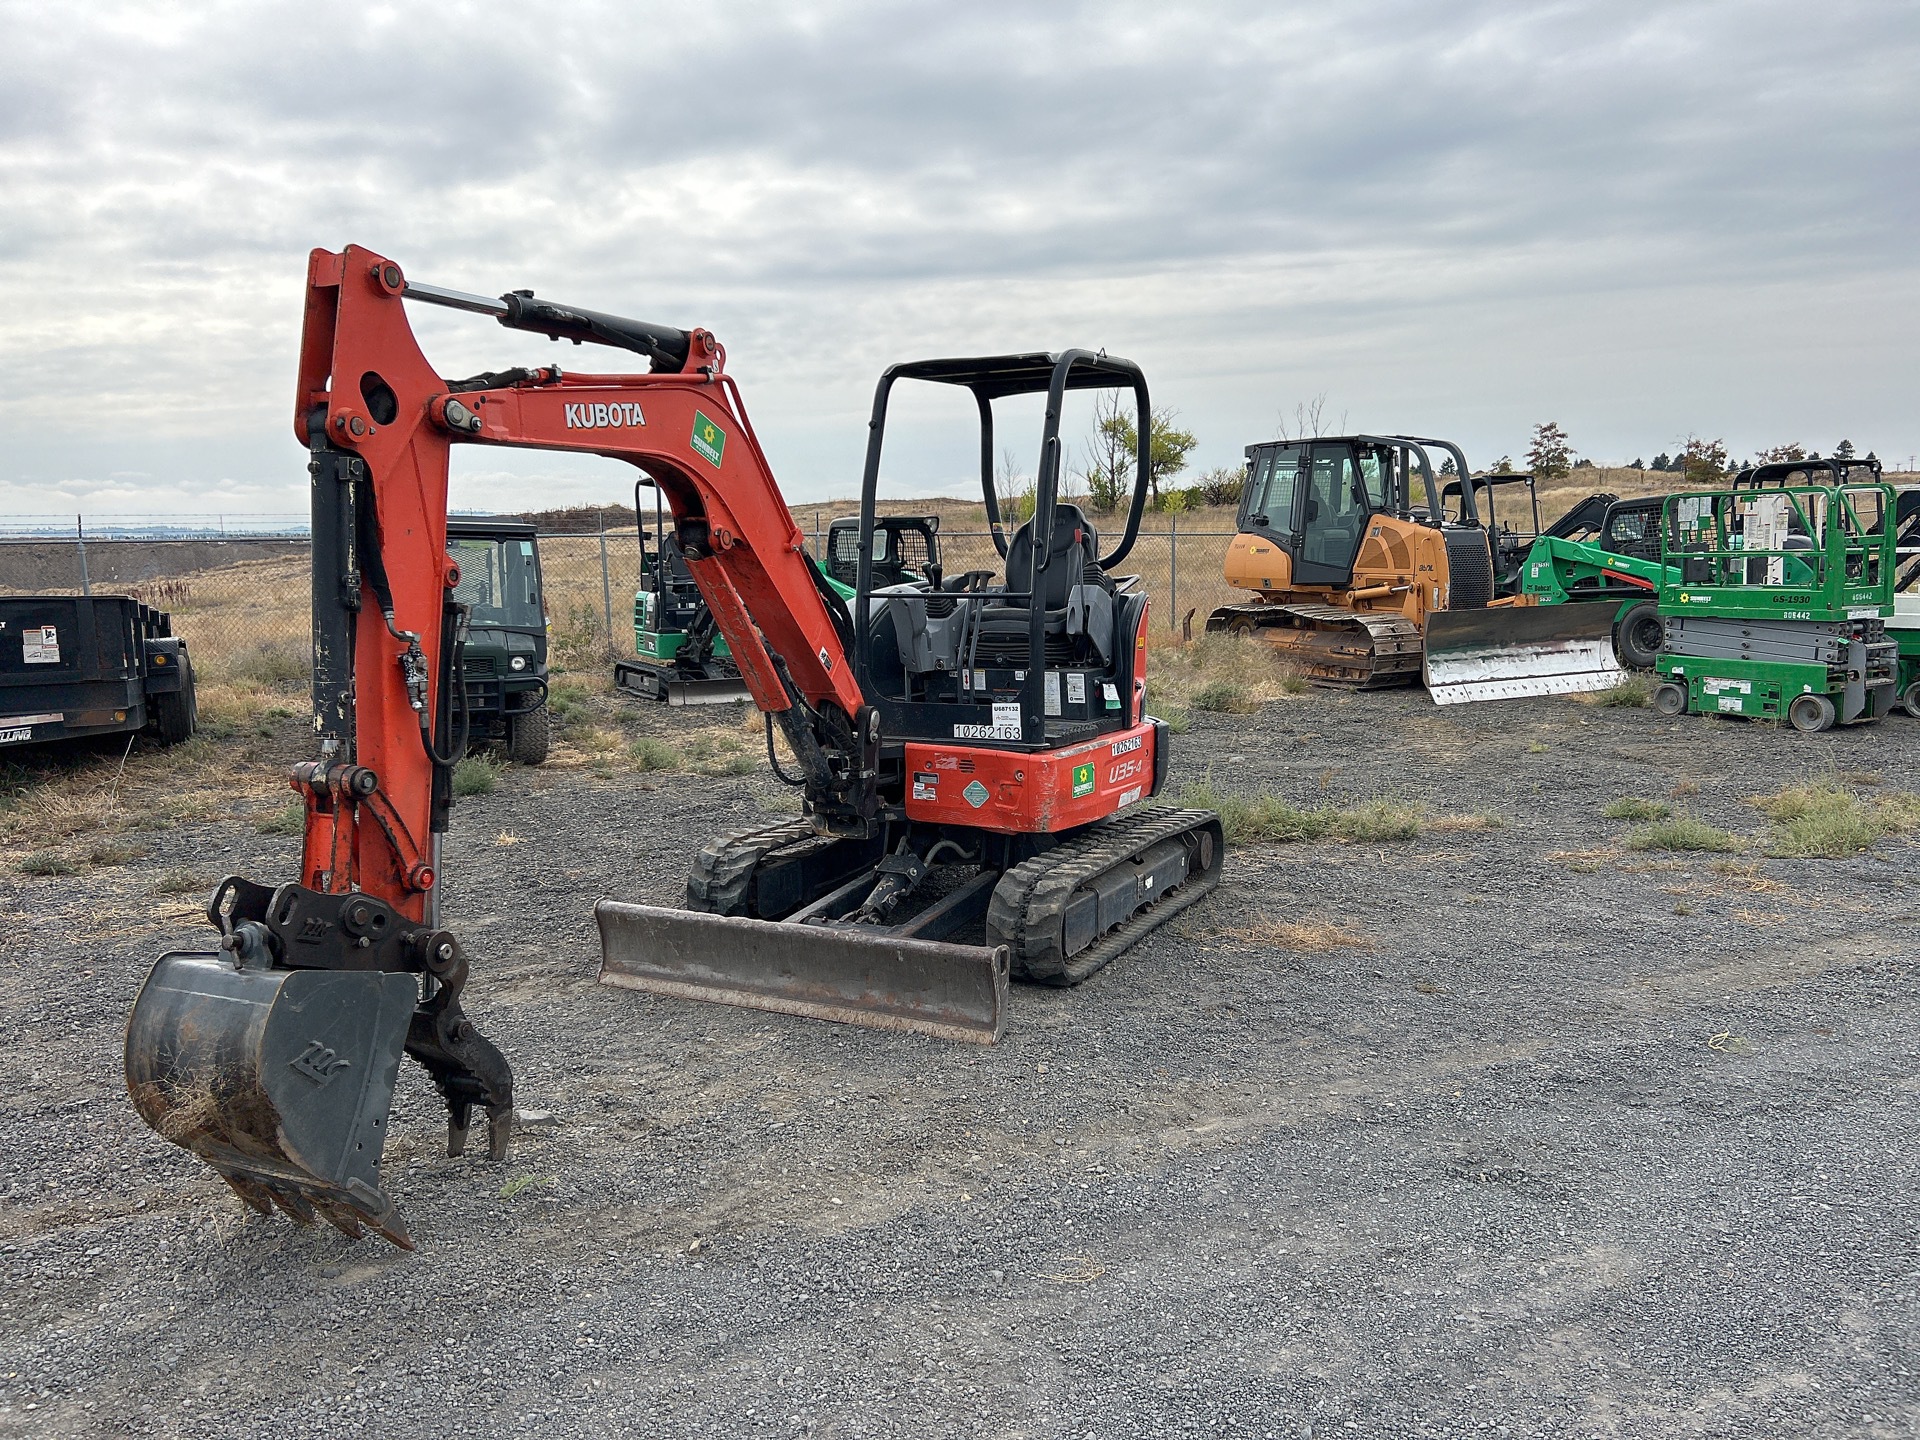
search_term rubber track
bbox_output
[1211,602,1422,688]
[987,806,1225,986]
[685,818,820,916]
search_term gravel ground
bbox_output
[3,687,1918,1439]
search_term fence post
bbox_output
[75,515,91,597]
[1168,513,1177,631]
[814,510,822,561]
[597,513,615,643]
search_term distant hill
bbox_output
[494,503,639,533]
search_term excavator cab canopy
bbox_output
[851,353,1156,753]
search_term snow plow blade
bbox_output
[1424,600,1626,704]
[594,900,1010,1044]
[124,951,419,1247]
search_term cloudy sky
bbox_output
[2,0,1915,520]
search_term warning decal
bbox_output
[23,626,59,664]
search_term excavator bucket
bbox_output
[595,900,1010,1043]
[1423,600,1626,704]
[124,951,420,1247]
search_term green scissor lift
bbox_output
[1880,485,1920,715]
[1649,481,1897,733]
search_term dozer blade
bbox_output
[612,660,750,706]
[1424,600,1626,705]
[595,900,1010,1043]
[124,951,420,1248]
[666,677,752,706]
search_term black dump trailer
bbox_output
[0,596,196,751]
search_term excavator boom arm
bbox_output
[299,247,872,840]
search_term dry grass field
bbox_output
[13,463,1910,782]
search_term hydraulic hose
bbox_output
[425,634,471,768]
[765,712,806,788]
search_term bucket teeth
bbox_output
[268,1186,320,1226]
[447,1103,472,1158]
[315,1201,367,1241]
[223,1174,278,1218]
[345,1186,415,1251]
[216,1168,415,1250]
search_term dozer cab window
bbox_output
[1295,442,1368,584]
[1242,444,1304,536]
[1356,452,1390,512]
[450,538,543,628]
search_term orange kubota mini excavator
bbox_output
[124,246,1222,1247]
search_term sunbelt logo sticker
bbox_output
[691,411,726,467]
[1071,762,1095,797]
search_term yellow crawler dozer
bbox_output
[1207,435,1623,703]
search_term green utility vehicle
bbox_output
[1649,481,1896,733]
[614,486,941,704]
[447,516,550,764]
[1446,474,1672,668]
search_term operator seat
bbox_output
[971,504,1116,666]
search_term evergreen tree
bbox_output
[1526,421,1574,483]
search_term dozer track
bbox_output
[1209,602,1423,689]
[988,805,1225,985]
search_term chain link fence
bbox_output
[1,520,1248,682]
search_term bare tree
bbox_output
[995,445,1034,525]
[1077,393,1134,514]
[1276,393,1336,441]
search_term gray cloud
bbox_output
[2,0,1916,518]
